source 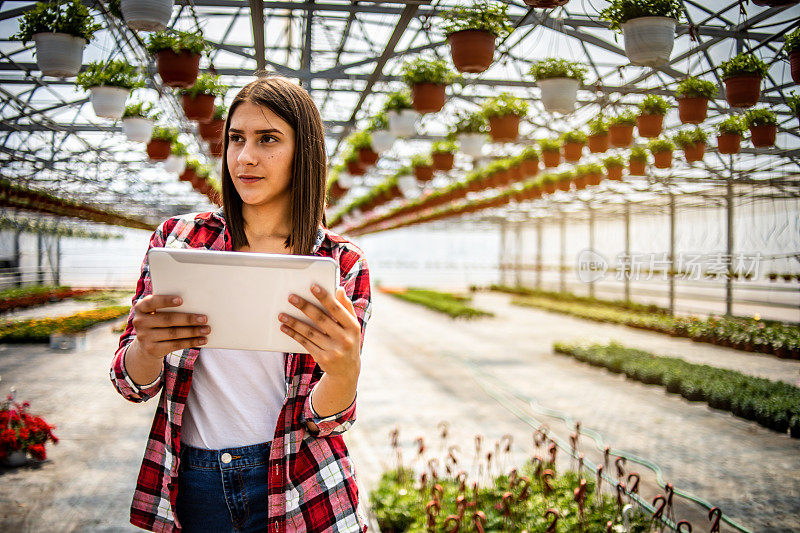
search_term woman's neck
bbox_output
[241,200,292,242]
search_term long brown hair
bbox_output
[221,76,326,255]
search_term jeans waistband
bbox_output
[181,441,272,470]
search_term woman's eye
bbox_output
[228,134,242,142]
[260,135,276,143]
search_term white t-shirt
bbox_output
[180,347,286,450]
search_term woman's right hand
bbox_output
[130,295,210,360]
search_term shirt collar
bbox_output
[211,207,326,254]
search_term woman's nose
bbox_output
[237,140,258,165]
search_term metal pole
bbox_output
[560,212,566,294]
[55,236,61,286]
[624,200,630,302]
[514,221,523,287]
[588,204,595,299]
[726,157,734,317]
[37,231,44,285]
[499,218,508,287]
[13,229,22,287]
[669,191,676,316]
[536,218,543,290]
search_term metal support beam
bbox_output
[560,212,567,294]
[536,218,543,290]
[726,157,735,317]
[588,204,595,299]
[249,0,266,71]
[514,221,523,287]
[624,199,630,302]
[499,218,508,286]
[668,191,676,315]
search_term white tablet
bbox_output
[147,248,339,353]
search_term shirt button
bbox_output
[221,452,232,464]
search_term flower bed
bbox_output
[0,305,130,343]
[553,342,800,438]
[0,285,99,313]
[383,288,493,319]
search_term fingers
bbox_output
[288,293,337,335]
[135,294,183,314]
[336,287,357,318]
[279,320,323,354]
[149,325,211,343]
[278,313,331,350]
[307,284,359,329]
[154,336,208,353]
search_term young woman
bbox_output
[110,76,371,532]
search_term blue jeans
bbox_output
[176,442,272,532]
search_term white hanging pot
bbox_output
[121,0,174,31]
[537,78,580,114]
[371,129,396,153]
[33,33,86,78]
[2,450,27,467]
[621,16,677,67]
[387,109,418,137]
[397,174,419,198]
[164,154,186,174]
[458,133,486,158]
[122,117,154,142]
[89,86,130,119]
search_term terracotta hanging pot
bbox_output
[587,172,603,186]
[629,160,646,176]
[542,150,561,168]
[749,124,777,147]
[653,150,673,169]
[179,167,197,182]
[198,118,225,142]
[209,139,224,158]
[155,49,201,88]
[636,114,664,138]
[556,178,571,192]
[411,83,447,113]
[146,139,171,160]
[723,75,762,108]
[573,175,589,190]
[521,158,539,177]
[717,133,742,155]
[587,134,609,153]
[358,147,379,166]
[447,30,495,74]
[431,152,455,171]
[683,142,706,163]
[413,164,434,182]
[790,50,800,84]
[182,93,215,121]
[488,114,521,142]
[508,164,523,183]
[562,142,584,163]
[346,160,366,175]
[606,166,623,181]
[543,182,557,194]
[608,124,634,147]
[677,97,709,124]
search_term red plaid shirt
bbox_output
[109,209,371,532]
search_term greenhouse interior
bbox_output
[1,0,799,531]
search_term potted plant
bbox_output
[600,0,682,66]
[637,95,670,138]
[452,111,488,158]
[744,108,778,148]
[578,162,604,186]
[349,131,379,167]
[786,28,800,84]
[208,138,224,158]
[1,395,58,466]
[561,130,587,163]
[719,53,769,108]
[529,58,587,114]
[608,111,637,147]
[120,0,174,32]
[587,116,609,153]
[198,104,226,142]
[13,0,100,78]
[539,138,562,168]
[180,158,201,182]
[674,128,708,162]
[412,154,434,182]
[122,101,159,143]
[383,90,418,137]
[401,57,458,114]
[788,91,800,128]
[716,116,747,155]
[366,113,396,153]
[481,93,528,142]
[164,141,188,174]
[675,77,717,124]
[648,138,675,169]
[603,154,625,180]
[628,145,648,175]
[179,74,227,122]
[146,126,178,161]
[555,170,575,192]
[519,146,540,177]
[75,60,143,120]
[146,30,208,88]
[344,151,366,176]
[439,1,511,73]
[431,141,457,171]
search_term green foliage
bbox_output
[150,126,179,143]
[587,116,608,136]
[411,154,432,167]
[528,58,587,83]
[673,127,708,147]
[178,74,228,97]
[0,306,130,342]
[639,94,670,115]
[401,57,458,85]
[629,144,648,162]
[600,0,683,32]
[648,138,674,153]
[538,138,562,152]
[519,145,540,160]
[13,0,101,43]
[481,93,528,119]
[438,0,511,38]
[452,111,488,134]
[75,60,143,91]
[675,77,717,99]
[123,101,159,120]
[367,112,390,131]
[382,90,413,112]
[170,141,188,156]
[347,130,373,150]
[575,162,603,175]
[720,53,769,79]
[602,154,625,168]
[787,92,800,116]
[608,110,637,126]
[388,288,493,319]
[716,116,747,135]
[561,130,587,144]
[146,30,208,55]
[744,108,778,127]
[785,27,800,53]
[431,140,457,154]
[212,104,227,120]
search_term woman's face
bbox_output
[226,100,296,209]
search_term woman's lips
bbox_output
[238,175,263,184]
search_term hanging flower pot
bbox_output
[674,128,708,162]
[488,114,521,142]
[790,50,800,85]
[32,33,87,78]
[123,117,154,143]
[358,147,379,167]
[401,56,456,113]
[121,0,174,32]
[556,174,572,192]
[371,130,396,153]
[179,166,197,182]
[573,175,589,190]
[387,109,418,137]
[413,163,435,182]
[677,98,709,124]
[198,118,225,142]
[411,83,447,114]
[541,150,561,168]
[674,77,717,123]
[608,124,635,148]
[3,450,28,467]
[182,93,215,121]
[717,133,742,155]
[432,152,455,172]
[652,150,673,169]
[537,78,581,115]
[146,139,171,160]
[588,134,609,153]
[562,142,584,163]
[629,160,646,176]
[620,17,678,67]
[164,154,187,174]
[208,139,224,158]
[587,171,603,186]
[86,86,129,119]
[521,158,539,177]
[606,165,624,181]
[457,132,486,158]
[636,114,665,138]
[683,142,706,163]
[749,124,777,147]
[154,49,201,88]
[719,53,768,108]
[446,30,496,74]
[346,159,366,176]
[76,60,142,119]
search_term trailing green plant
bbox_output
[347,130,373,150]
[122,102,160,120]
[150,126,179,143]
[719,53,769,79]
[178,74,228,98]
[400,57,458,85]
[438,0,511,38]
[608,110,638,126]
[170,141,188,156]
[452,111,488,134]
[388,288,493,319]
[481,93,529,119]
[716,116,747,135]
[367,112,390,131]
[211,104,227,121]
[75,60,143,91]
[785,27,800,54]
[744,108,778,127]
[587,116,608,136]
[602,154,625,168]
[675,77,718,99]
[528,58,587,83]
[146,30,208,55]
[629,144,649,162]
[561,130,587,144]
[600,0,683,32]
[673,128,708,147]
[13,0,101,43]
[411,154,432,167]
[639,94,670,115]
[539,138,562,152]
[787,92,800,116]
[382,90,414,112]
[648,138,674,153]
[519,145,540,160]
[431,140,457,154]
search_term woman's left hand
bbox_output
[279,284,361,383]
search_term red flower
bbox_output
[18,427,30,440]
[1,428,16,445]
[28,443,46,460]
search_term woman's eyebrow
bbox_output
[228,128,282,135]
